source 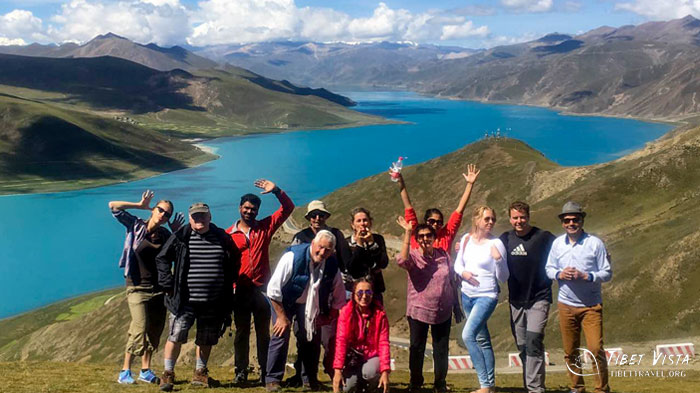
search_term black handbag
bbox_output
[345,347,365,369]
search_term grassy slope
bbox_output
[0,93,214,194]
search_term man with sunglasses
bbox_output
[227,179,294,386]
[546,201,612,393]
[288,200,351,387]
[499,201,555,393]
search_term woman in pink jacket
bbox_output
[333,278,391,393]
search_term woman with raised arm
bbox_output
[454,206,509,393]
[109,190,183,385]
[395,164,480,252]
[345,208,389,300]
[332,277,391,393]
[396,216,457,393]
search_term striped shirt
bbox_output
[187,230,226,303]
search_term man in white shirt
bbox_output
[545,201,612,393]
[265,230,346,392]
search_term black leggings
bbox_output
[407,316,451,389]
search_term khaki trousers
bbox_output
[125,286,166,356]
[557,302,610,393]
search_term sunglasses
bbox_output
[356,289,373,298]
[156,206,172,219]
[426,218,443,226]
[562,217,582,224]
[484,217,496,222]
[417,232,435,239]
[309,211,329,219]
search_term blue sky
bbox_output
[0,0,693,48]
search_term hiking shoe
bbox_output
[159,370,175,392]
[284,375,303,388]
[118,369,135,384]
[233,371,247,385]
[138,369,160,384]
[192,367,219,387]
[266,381,281,392]
[303,381,322,392]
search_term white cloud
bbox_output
[441,21,490,40]
[188,0,489,45]
[47,0,191,46]
[615,0,700,19]
[0,36,27,45]
[501,0,554,13]
[482,31,540,48]
[0,10,48,42]
[1,0,490,47]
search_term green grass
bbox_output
[0,363,697,393]
[54,294,116,322]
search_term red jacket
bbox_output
[227,190,294,288]
[333,300,391,373]
[405,207,462,252]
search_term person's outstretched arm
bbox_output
[109,190,153,211]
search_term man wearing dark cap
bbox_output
[227,179,294,386]
[499,201,555,393]
[546,201,612,393]
[156,203,241,392]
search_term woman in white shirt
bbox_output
[454,206,509,393]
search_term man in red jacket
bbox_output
[227,179,294,386]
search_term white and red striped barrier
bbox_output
[656,343,695,358]
[508,352,551,367]
[584,347,623,364]
[448,355,473,370]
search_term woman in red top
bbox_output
[333,278,391,393]
[394,164,480,252]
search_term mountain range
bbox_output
[209,16,700,122]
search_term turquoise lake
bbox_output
[0,92,672,318]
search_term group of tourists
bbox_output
[110,166,613,393]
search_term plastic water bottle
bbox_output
[390,156,405,182]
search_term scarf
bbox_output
[304,259,325,341]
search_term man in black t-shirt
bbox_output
[499,201,555,393]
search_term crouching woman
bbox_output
[333,278,391,393]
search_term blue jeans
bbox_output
[461,293,498,388]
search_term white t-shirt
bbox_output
[454,234,509,298]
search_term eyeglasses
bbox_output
[426,218,443,226]
[561,217,581,224]
[417,233,435,239]
[356,289,373,298]
[156,206,172,219]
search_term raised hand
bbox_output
[396,216,414,232]
[139,190,154,209]
[463,164,481,184]
[254,178,278,194]
[168,212,185,232]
